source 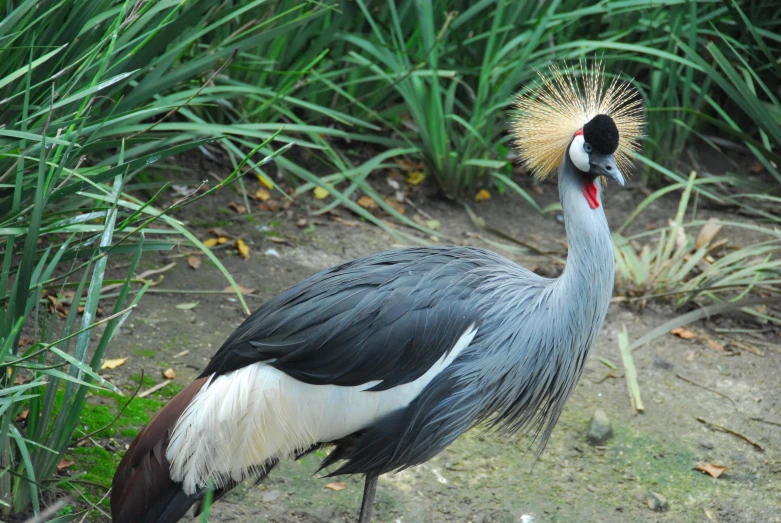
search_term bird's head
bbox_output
[568,114,624,186]
[511,61,645,209]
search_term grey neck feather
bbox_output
[555,153,615,313]
[452,151,616,452]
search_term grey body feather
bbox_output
[202,153,614,477]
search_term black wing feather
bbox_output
[200,247,484,389]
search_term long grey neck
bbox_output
[554,154,615,338]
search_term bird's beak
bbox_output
[589,153,624,186]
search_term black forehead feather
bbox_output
[583,114,619,155]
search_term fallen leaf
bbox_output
[203,238,218,247]
[215,236,228,245]
[325,482,347,491]
[405,171,425,185]
[208,227,232,238]
[57,459,75,472]
[313,187,329,199]
[475,189,491,202]
[749,161,764,174]
[15,409,29,423]
[426,219,441,230]
[237,239,250,259]
[162,368,176,380]
[175,302,199,310]
[707,339,724,352]
[357,196,378,211]
[101,357,128,370]
[255,189,271,201]
[187,256,201,270]
[257,173,274,189]
[228,202,247,214]
[296,217,307,228]
[258,199,280,212]
[694,463,728,478]
[696,218,723,249]
[671,327,697,340]
[385,199,405,215]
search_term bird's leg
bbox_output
[357,473,378,523]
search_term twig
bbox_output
[724,337,765,356]
[697,417,764,452]
[619,326,644,413]
[23,497,71,523]
[750,417,781,428]
[598,357,617,370]
[676,373,737,409]
[138,379,172,398]
[72,371,145,446]
[404,197,434,220]
[128,48,239,139]
[100,262,177,294]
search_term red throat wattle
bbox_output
[583,182,600,209]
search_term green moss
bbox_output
[134,349,156,357]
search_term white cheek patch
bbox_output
[569,134,590,172]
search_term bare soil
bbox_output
[92,156,781,523]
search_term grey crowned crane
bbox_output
[111,62,644,523]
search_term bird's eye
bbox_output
[584,143,593,153]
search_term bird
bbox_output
[111,61,644,523]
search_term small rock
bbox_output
[646,492,669,512]
[587,408,614,445]
[262,490,281,503]
[653,357,674,371]
[700,440,715,450]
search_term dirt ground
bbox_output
[97,157,781,523]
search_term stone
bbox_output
[700,440,715,450]
[587,408,614,445]
[262,490,281,503]
[653,357,674,371]
[646,492,669,512]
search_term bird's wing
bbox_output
[201,247,483,390]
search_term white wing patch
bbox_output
[167,325,477,494]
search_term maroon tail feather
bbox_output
[111,377,207,523]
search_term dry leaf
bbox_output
[694,463,728,478]
[101,357,128,370]
[426,219,441,230]
[385,199,405,215]
[707,339,724,352]
[57,459,75,472]
[215,236,228,245]
[208,227,231,238]
[296,217,308,228]
[324,482,347,491]
[405,171,425,185]
[15,409,29,423]
[255,189,271,201]
[162,368,176,380]
[749,161,764,174]
[258,199,280,212]
[357,196,378,211]
[257,173,274,189]
[475,189,491,202]
[237,239,250,259]
[228,202,247,214]
[203,238,218,248]
[223,284,257,294]
[176,302,199,310]
[671,327,697,340]
[187,256,201,270]
[696,218,723,249]
[313,187,329,199]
